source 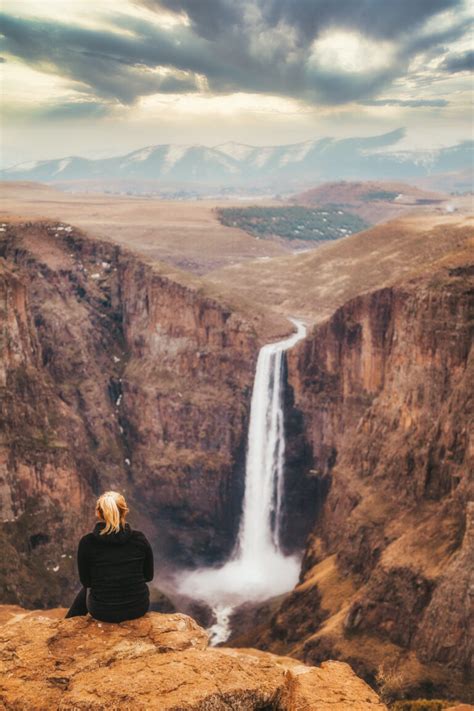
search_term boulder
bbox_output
[0,606,387,710]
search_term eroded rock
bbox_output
[241,261,474,701]
[0,607,387,710]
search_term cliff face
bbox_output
[112,252,261,564]
[0,219,319,606]
[0,226,124,606]
[0,221,264,605]
[0,605,388,710]
[240,263,473,699]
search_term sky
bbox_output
[0,0,473,167]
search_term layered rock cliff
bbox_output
[235,261,473,701]
[0,605,387,710]
[0,221,267,606]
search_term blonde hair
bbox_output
[96,491,129,535]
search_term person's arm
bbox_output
[142,535,154,582]
[77,536,92,588]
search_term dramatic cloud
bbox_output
[37,101,113,120]
[0,0,472,165]
[0,0,470,108]
[0,13,202,104]
[439,49,474,72]
[144,0,462,42]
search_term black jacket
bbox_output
[77,522,154,621]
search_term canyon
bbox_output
[231,261,474,701]
[0,191,473,704]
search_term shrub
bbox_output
[390,701,453,711]
[216,205,369,243]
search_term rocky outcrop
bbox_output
[0,605,387,710]
[238,261,473,700]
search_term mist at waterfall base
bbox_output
[175,319,307,644]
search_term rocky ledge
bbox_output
[0,606,387,710]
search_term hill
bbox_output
[291,180,447,224]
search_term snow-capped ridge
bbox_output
[125,146,160,164]
[8,160,42,173]
[2,130,471,185]
[215,142,256,161]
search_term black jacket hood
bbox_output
[92,522,132,544]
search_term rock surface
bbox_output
[0,606,387,710]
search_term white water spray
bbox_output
[176,318,307,644]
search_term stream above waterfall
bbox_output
[174,318,307,644]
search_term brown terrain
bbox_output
[207,211,474,324]
[231,260,474,701]
[409,168,473,195]
[291,180,450,224]
[0,181,465,276]
[0,218,266,604]
[0,180,473,705]
[0,182,290,274]
[0,605,387,710]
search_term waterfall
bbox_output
[234,318,307,562]
[175,318,307,644]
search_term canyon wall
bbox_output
[241,261,473,700]
[0,221,265,605]
[0,220,319,608]
[114,250,260,564]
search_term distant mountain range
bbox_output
[2,128,472,187]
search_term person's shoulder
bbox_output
[79,532,95,546]
[131,529,151,545]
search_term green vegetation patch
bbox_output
[361,190,400,201]
[216,205,369,243]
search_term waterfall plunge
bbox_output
[176,318,307,643]
[236,317,307,561]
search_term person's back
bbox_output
[66,491,154,623]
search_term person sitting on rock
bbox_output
[65,490,154,622]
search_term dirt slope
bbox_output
[207,212,474,325]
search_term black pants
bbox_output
[65,586,149,622]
